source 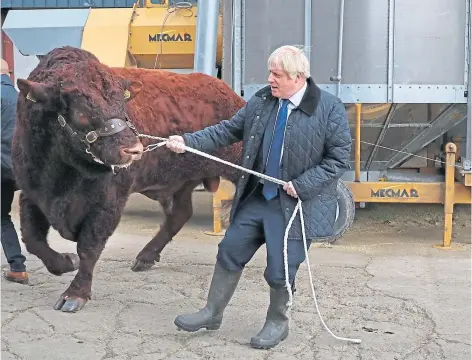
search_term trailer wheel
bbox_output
[316,180,355,244]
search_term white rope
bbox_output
[139,134,362,344]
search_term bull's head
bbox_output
[16,60,144,172]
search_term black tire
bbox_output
[316,179,355,244]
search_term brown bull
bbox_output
[12,46,244,312]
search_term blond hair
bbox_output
[267,45,311,79]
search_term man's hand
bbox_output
[283,181,298,198]
[166,135,186,153]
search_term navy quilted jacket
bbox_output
[1,74,18,182]
[183,78,352,240]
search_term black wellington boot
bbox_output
[250,287,290,349]
[174,261,242,332]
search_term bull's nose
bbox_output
[120,142,144,159]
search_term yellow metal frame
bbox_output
[355,103,361,182]
[347,143,470,248]
[81,8,136,67]
[348,104,471,248]
[125,1,222,70]
[78,0,222,70]
[205,179,234,236]
[208,103,471,248]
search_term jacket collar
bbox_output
[254,77,321,116]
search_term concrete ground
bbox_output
[1,192,471,360]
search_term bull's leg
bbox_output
[54,205,124,313]
[19,193,79,275]
[131,181,198,272]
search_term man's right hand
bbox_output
[166,135,186,153]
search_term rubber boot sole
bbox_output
[250,328,289,349]
[174,318,221,332]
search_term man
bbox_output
[1,59,28,284]
[166,45,352,349]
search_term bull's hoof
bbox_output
[54,296,88,313]
[131,259,155,272]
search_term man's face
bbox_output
[268,66,301,99]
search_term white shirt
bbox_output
[283,81,307,119]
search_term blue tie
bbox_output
[263,99,289,200]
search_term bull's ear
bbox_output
[17,79,55,103]
[124,80,143,101]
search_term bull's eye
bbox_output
[77,113,89,126]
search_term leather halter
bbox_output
[56,113,140,167]
[57,113,139,148]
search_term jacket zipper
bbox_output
[263,111,278,177]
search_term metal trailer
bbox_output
[205,0,471,246]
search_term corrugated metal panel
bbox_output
[2,9,90,55]
[1,0,138,8]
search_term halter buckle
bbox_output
[85,131,98,143]
[58,115,66,127]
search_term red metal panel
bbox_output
[1,31,14,82]
[1,10,15,82]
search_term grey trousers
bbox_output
[217,186,311,289]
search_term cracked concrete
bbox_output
[1,193,471,360]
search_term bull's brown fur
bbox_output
[113,67,244,192]
[13,46,245,312]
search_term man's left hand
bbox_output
[283,181,298,198]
